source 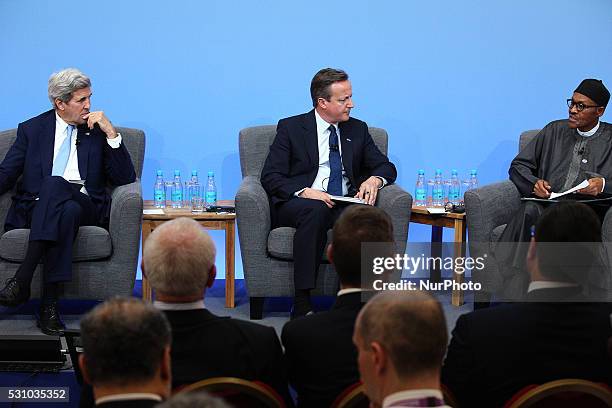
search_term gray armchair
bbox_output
[465,130,612,302]
[0,127,144,300]
[236,125,412,319]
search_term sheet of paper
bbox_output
[143,209,164,215]
[330,195,366,204]
[549,179,589,199]
[426,207,447,214]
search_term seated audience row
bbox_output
[79,202,611,407]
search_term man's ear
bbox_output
[371,341,387,376]
[327,244,334,265]
[160,346,172,399]
[597,106,606,117]
[55,99,65,111]
[206,265,217,288]
[79,354,92,385]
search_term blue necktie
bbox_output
[52,125,74,176]
[328,125,343,196]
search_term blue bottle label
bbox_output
[206,191,216,204]
[416,188,426,201]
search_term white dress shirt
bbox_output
[382,389,451,408]
[54,113,122,194]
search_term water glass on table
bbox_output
[191,184,204,213]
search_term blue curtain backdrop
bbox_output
[1,0,611,279]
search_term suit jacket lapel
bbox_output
[76,126,91,180]
[40,111,56,176]
[303,110,318,167]
[338,121,355,188]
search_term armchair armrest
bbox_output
[236,176,271,258]
[464,180,520,244]
[376,184,412,254]
[109,180,143,253]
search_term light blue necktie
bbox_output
[52,125,74,176]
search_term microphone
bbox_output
[76,132,81,146]
[579,147,585,155]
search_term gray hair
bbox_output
[80,297,171,386]
[143,217,216,296]
[158,392,231,408]
[356,291,448,379]
[48,68,91,107]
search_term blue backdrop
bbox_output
[1,0,611,279]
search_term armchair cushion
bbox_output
[0,226,112,262]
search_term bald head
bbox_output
[356,291,447,379]
[143,217,216,297]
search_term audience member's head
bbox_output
[527,201,602,285]
[157,392,231,408]
[329,205,394,289]
[79,297,172,400]
[353,291,448,406]
[143,217,217,301]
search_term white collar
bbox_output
[55,112,71,133]
[96,393,162,405]
[315,109,338,135]
[382,389,447,408]
[154,300,205,310]
[527,281,579,292]
[577,120,600,137]
[337,288,366,296]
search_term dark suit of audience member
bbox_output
[142,217,293,406]
[282,291,365,407]
[282,205,395,407]
[164,308,289,401]
[261,68,396,317]
[443,202,612,408]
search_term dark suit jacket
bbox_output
[0,109,136,229]
[261,110,396,213]
[281,292,366,408]
[441,287,612,408]
[163,309,292,406]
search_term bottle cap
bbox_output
[157,170,163,176]
[418,169,425,174]
[192,170,198,176]
[435,169,442,175]
[451,169,458,175]
[208,171,214,177]
[174,170,180,176]
[470,169,477,175]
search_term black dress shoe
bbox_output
[0,278,30,307]
[37,302,66,335]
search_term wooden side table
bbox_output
[141,200,236,307]
[410,206,467,306]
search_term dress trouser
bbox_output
[27,176,98,283]
[276,198,350,290]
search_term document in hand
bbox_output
[330,195,366,204]
[548,179,589,199]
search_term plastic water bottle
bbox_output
[432,169,444,206]
[171,170,183,208]
[469,169,479,190]
[154,170,166,208]
[449,169,461,205]
[414,169,426,206]
[190,170,200,200]
[205,171,217,207]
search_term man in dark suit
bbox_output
[143,217,292,405]
[442,201,612,407]
[0,68,136,334]
[80,297,171,407]
[261,68,397,317]
[282,205,394,407]
[354,291,450,408]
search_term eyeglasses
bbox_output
[567,99,600,112]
